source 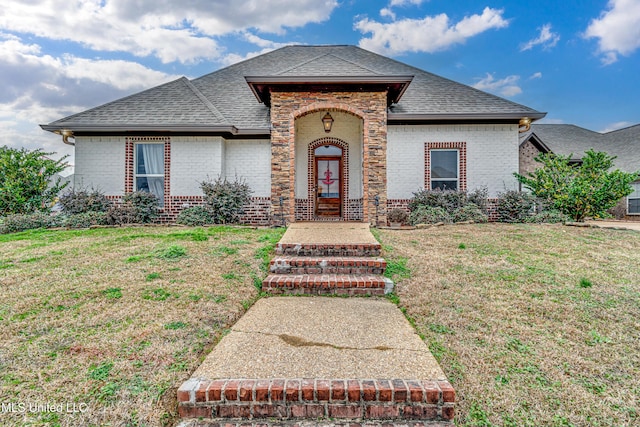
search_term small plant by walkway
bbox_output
[0,225,283,427]
[379,223,640,426]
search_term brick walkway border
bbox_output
[178,378,454,422]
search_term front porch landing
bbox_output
[279,222,379,245]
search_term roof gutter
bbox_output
[40,124,271,136]
[388,112,547,122]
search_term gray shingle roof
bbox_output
[43,45,545,132]
[522,123,640,174]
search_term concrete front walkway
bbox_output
[178,223,455,424]
[192,297,446,380]
[585,220,640,231]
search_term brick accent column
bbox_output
[270,91,388,225]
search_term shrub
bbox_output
[176,206,214,226]
[63,212,108,228]
[200,176,252,224]
[0,212,62,234]
[387,208,409,224]
[408,188,467,213]
[496,190,536,223]
[409,206,452,225]
[122,191,159,223]
[467,187,489,212]
[452,204,488,223]
[515,150,638,221]
[0,146,68,215]
[524,210,569,224]
[58,187,111,214]
[105,204,138,226]
[607,198,627,220]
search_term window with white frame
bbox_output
[430,149,459,190]
[135,143,164,206]
[629,182,640,214]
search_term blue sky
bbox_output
[1,0,639,171]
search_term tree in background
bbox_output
[515,149,638,222]
[0,146,69,216]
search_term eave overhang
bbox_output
[388,112,547,124]
[245,75,414,107]
[40,124,271,137]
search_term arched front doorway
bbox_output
[314,144,343,217]
[308,137,349,220]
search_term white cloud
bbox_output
[356,7,509,55]
[380,8,396,20]
[0,35,179,165]
[0,0,338,64]
[600,121,633,133]
[536,118,565,125]
[220,34,296,66]
[584,0,640,64]
[390,0,426,6]
[473,73,522,97]
[520,23,560,51]
[530,72,543,79]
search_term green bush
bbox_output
[0,146,68,215]
[524,210,569,224]
[200,176,252,224]
[63,212,109,228]
[408,188,467,213]
[176,206,214,226]
[452,204,488,223]
[122,191,159,223]
[515,150,638,221]
[496,190,536,223]
[387,208,409,224]
[59,187,111,214]
[409,206,452,225]
[467,187,489,213]
[105,204,138,225]
[0,212,62,234]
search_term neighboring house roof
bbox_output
[521,123,640,173]
[42,45,545,134]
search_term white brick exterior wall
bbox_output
[73,136,125,195]
[171,137,224,196]
[388,124,520,198]
[294,111,363,198]
[224,139,271,197]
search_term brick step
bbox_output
[276,243,381,257]
[178,420,452,427]
[178,378,455,423]
[262,274,393,296]
[270,257,387,275]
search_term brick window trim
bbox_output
[125,137,171,209]
[424,142,467,192]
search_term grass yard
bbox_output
[0,225,284,427]
[1,223,638,427]
[378,223,640,427]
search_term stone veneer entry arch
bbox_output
[271,93,387,225]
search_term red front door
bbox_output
[315,156,342,217]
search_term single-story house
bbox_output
[520,124,640,218]
[41,44,547,224]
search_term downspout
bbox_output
[518,117,532,133]
[55,129,75,145]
